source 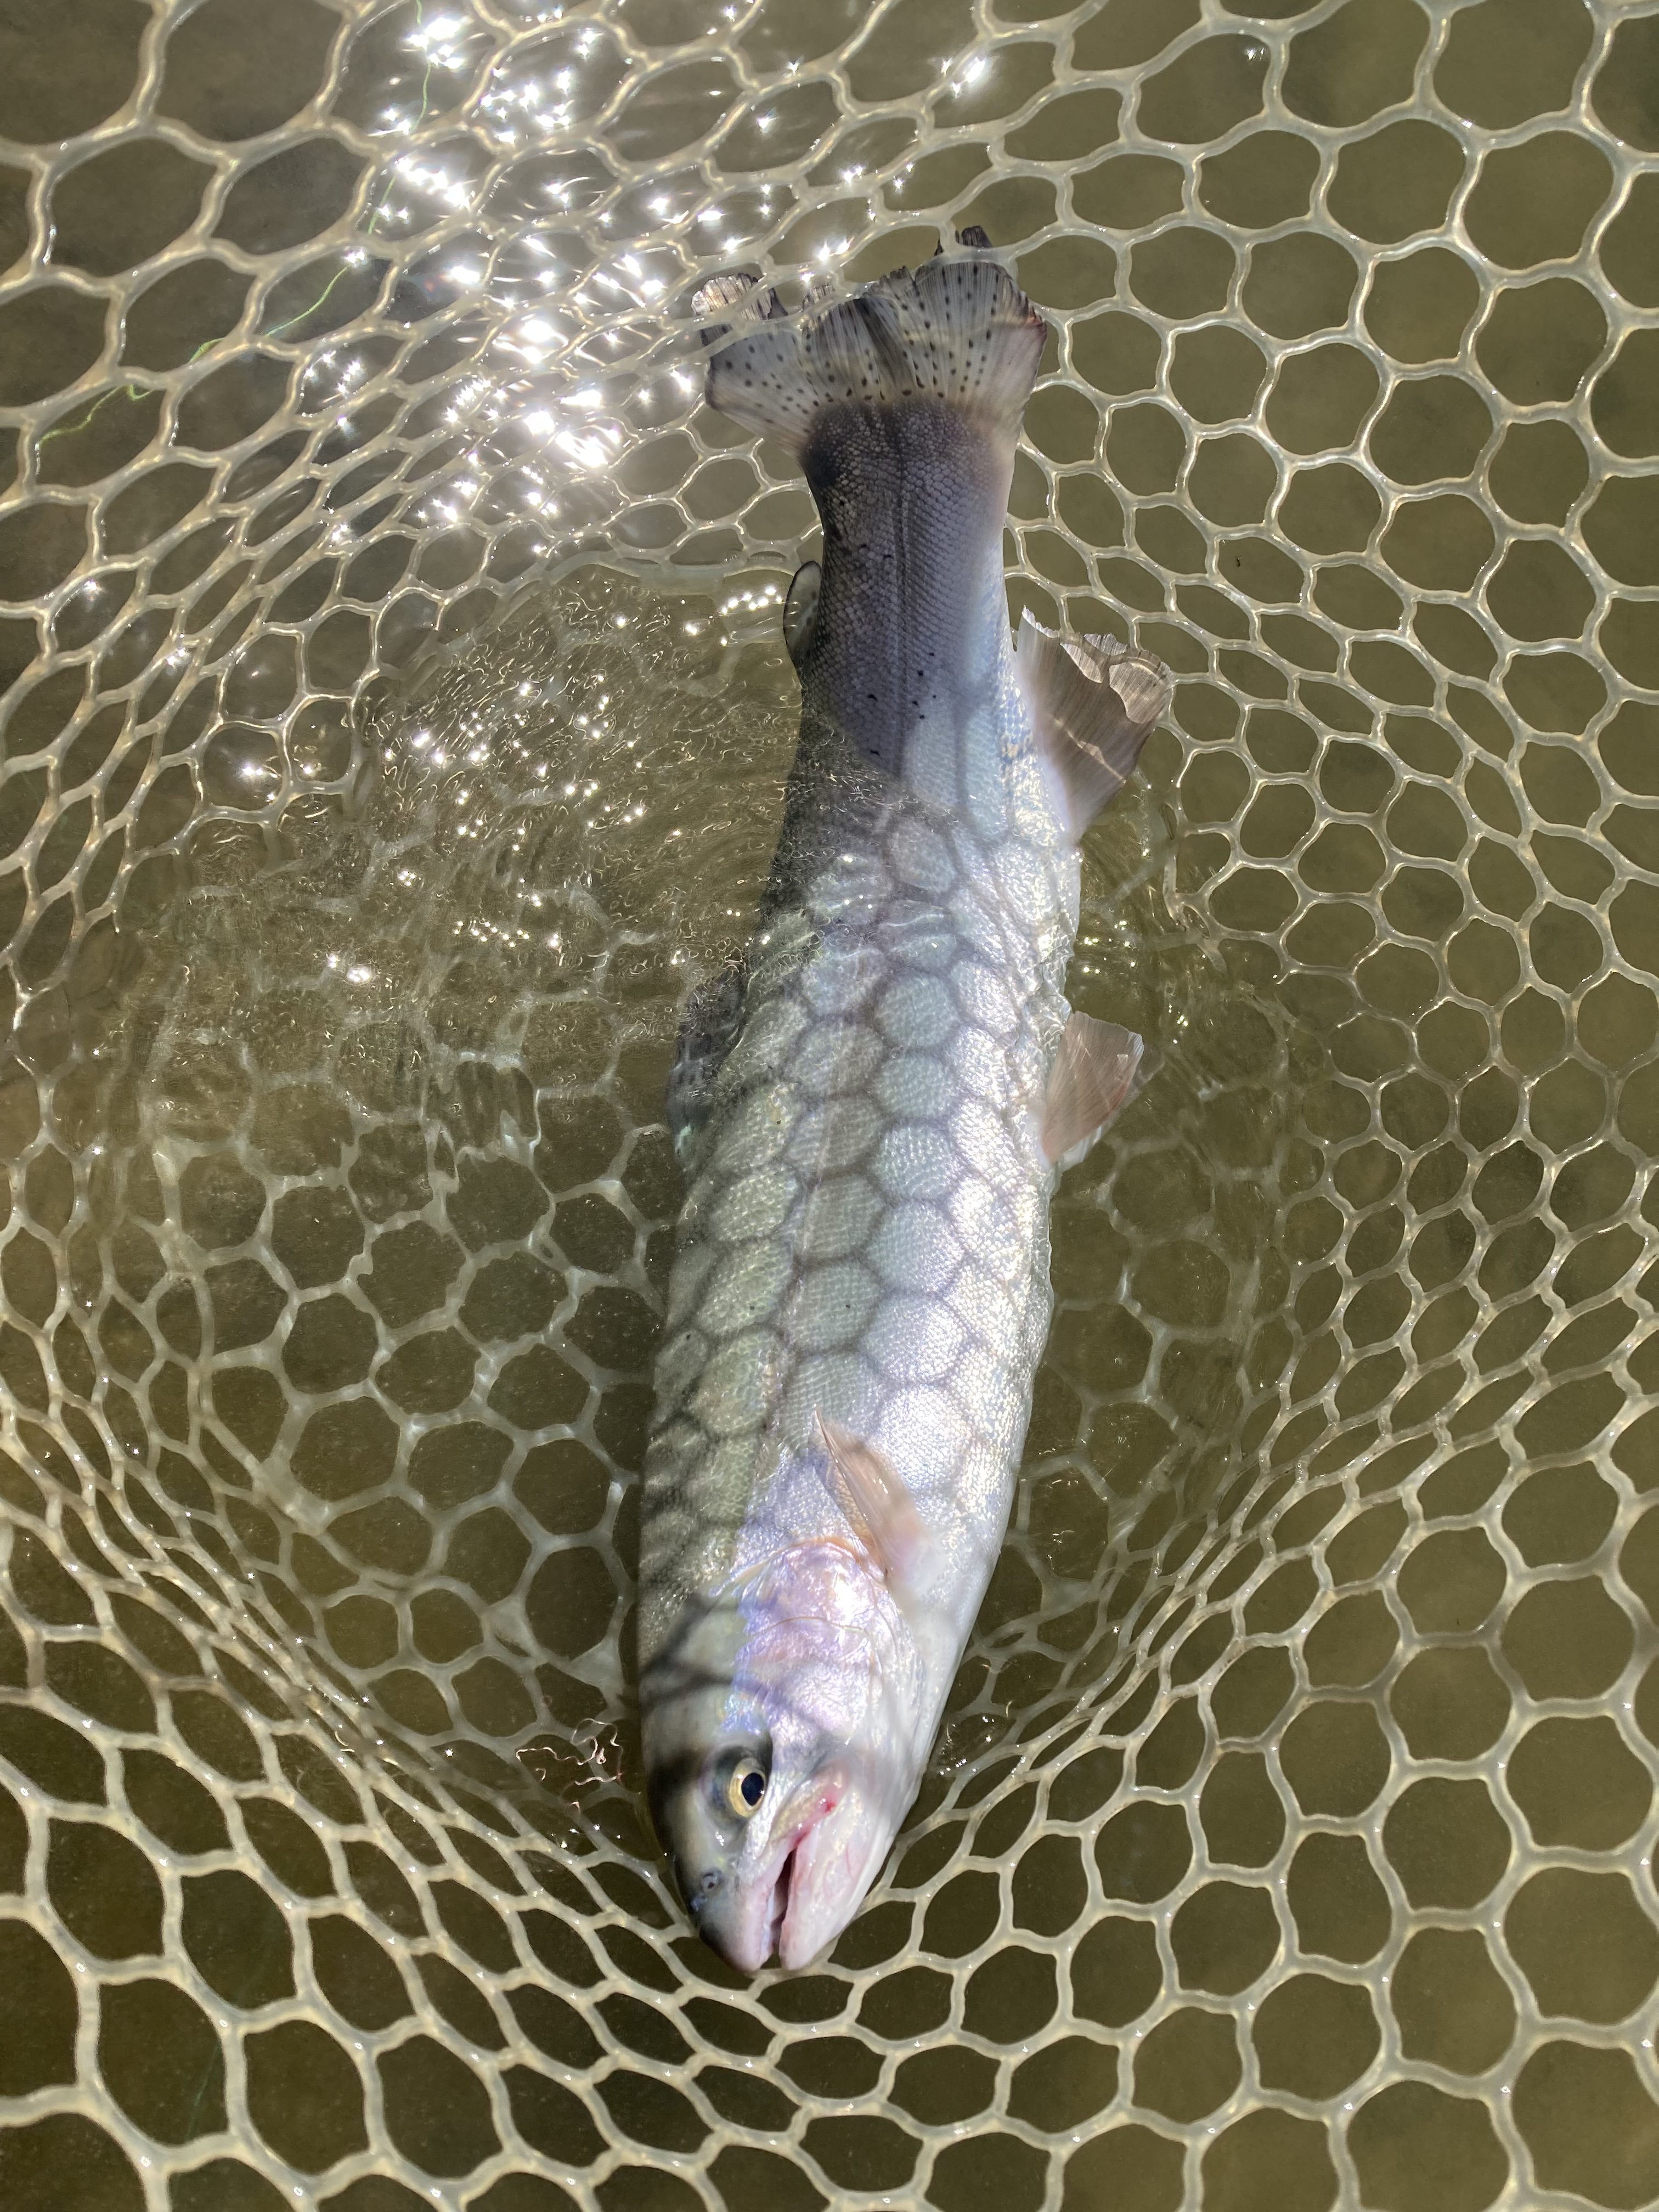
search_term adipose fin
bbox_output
[782,560,821,669]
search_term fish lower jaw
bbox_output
[761,1788,846,1971]
[710,1825,823,1974]
[763,1840,797,1966]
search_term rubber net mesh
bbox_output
[1,1,1656,2206]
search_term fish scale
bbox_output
[640,243,1169,1971]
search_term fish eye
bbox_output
[724,1758,767,1818]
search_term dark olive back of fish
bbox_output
[799,397,1015,781]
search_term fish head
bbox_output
[644,1544,921,1972]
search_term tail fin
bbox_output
[699,242,1047,453]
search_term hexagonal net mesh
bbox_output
[1,0,1656,2207]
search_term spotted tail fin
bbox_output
[699,244,1047,453]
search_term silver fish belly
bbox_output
[639,240,1171,1970]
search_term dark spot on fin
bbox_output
[783,559,821,670]
[1015,611,1170,839]
[1042,1012,1144,1169]
[956,224,994,250]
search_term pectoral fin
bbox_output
[1042,1012,1145,1169]
[1016,612,1170,839]
[667,957,746,1170]
[815,1411,927,1588]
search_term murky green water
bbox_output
[1,1,1656,2207]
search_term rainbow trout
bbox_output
[639,236,1170,1970]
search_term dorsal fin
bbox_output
[1042,1011,1145,1169]
[1015,612,1170,839]
[782,560,820,670]
[815,1411,927,1588]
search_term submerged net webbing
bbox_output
[1,1,1656,2206]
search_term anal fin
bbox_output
[815,1411,927,1589]
[1016,612,1171,839]
[1042,1011,1144,1169]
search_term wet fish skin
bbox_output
[640,246,1169,1971]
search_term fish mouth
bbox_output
[766,1795,836,1972]
[730,1794,836,1973]
[699,1778,856,1974]
[763,1837,797,1963]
